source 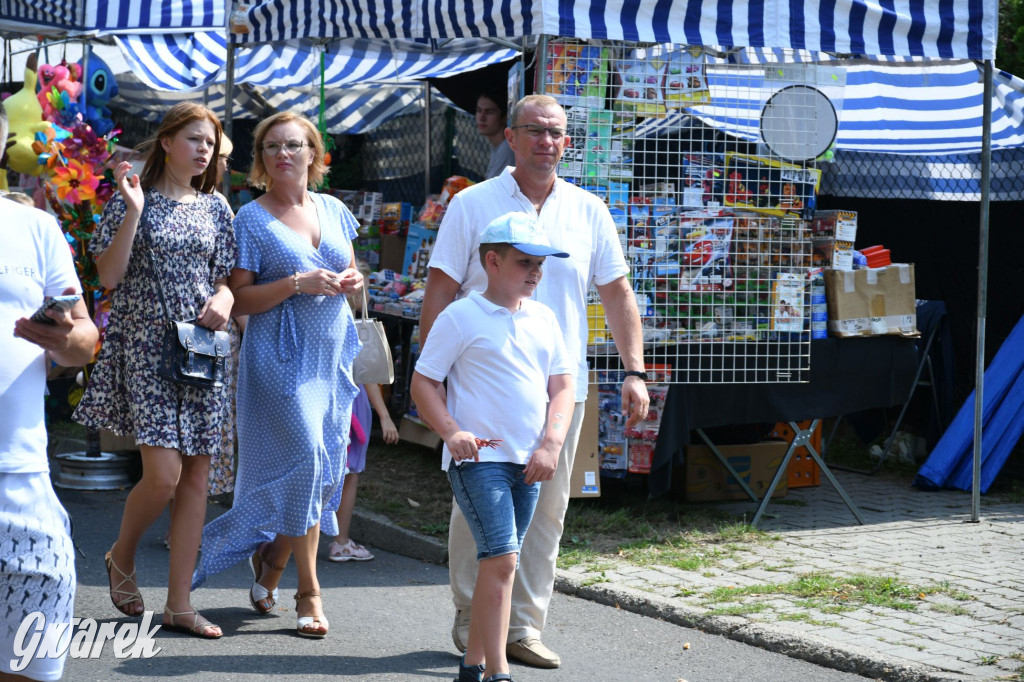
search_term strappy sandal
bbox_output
[483,675,513,682]
[162,607,222,639]
[455,653,485,682]
[294,591,328,639]
[248,545,285,615]
[104,546,144,617]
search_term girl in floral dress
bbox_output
[74,102,236,639]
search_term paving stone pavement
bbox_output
[553,472,1024,682]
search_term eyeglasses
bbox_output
[261,140,307,156]
[220,155,233,165]
[511,124,566,141]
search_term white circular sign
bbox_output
[759,85,838,162]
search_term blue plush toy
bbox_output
[82,55,119,136]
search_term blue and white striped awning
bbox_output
[0,0,224,35]
[228,0,998,60]
[114,33,519,91]
[114,72,451,135]
[636,51,1024,156]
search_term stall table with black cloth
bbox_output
[649,336,918,525]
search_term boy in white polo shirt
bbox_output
[411,212,575,682]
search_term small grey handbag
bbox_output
[352,286,394,385]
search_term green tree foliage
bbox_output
[999,0,1024,74]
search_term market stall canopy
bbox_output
[226,0,997,61]
[112,34,518,91]
[638,51,1024,155]
[0,0,223,35]
[113,75,437,134]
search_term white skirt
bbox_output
[0,471,76,681]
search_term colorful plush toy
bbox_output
[3,61,52,178]
[36,62,83,119]
[81,56,118,136]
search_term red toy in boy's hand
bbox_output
[474,438,503,449]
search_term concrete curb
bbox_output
[350,507,968,682]
[553,572,968,682]
[351,506,448,565]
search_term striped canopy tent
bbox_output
[110,33,518,133]
[228,0,996,60]
[631,49,1024,200]
[2,0,1002,507]
[0,0,223,35]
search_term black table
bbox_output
[649,335,919,523]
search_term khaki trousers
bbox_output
[448,401,586,642]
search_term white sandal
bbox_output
[327,539,374,562]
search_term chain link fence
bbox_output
[359,103,490,205]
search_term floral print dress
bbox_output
[74,188,236,456]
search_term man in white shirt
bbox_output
[1,100,99,681]
[422,94,649,669]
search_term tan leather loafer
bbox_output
[452,608,471,653]
[506,636,560,668]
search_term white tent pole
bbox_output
[80,40,89,119]
[222,41,236,200]
[971,59,993,523]
[423,81,431,201]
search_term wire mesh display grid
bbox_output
[544,41,833,385]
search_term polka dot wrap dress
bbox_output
[193,193,361,588]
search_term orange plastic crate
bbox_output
[768,421,822,488]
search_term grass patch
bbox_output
[357,441,453,538]
[47,418,87,440]
[700,572,967,612]
[558,483,777,572]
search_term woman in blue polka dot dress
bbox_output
[192,112,363,639]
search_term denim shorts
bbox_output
[448,461,540,561]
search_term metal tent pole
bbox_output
[423,81,431,201]
[971,59,993,523]
[222,42,236,200]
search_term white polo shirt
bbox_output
[428,168,628,402]
[0,200,82,473]
[414,292,574,471]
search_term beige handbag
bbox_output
[352,287,395,385]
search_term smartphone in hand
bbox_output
[30,294,81,325]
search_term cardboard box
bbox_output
[380,234,407,274]
[683,441,789,502]
[398,417,441,449]
[571,375,601,497]
[402,224,437,280]
[824,264,918,337]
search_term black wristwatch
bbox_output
[623,370,649,381]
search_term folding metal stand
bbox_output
[697,421,866,528]
[825,315,943,476]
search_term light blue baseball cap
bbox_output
[480,212,570,258]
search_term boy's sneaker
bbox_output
[456,654,485,682]
[327,539,374,562]
[452,609,471,652]
[506,637,560,668]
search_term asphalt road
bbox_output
[57,487,870,681]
